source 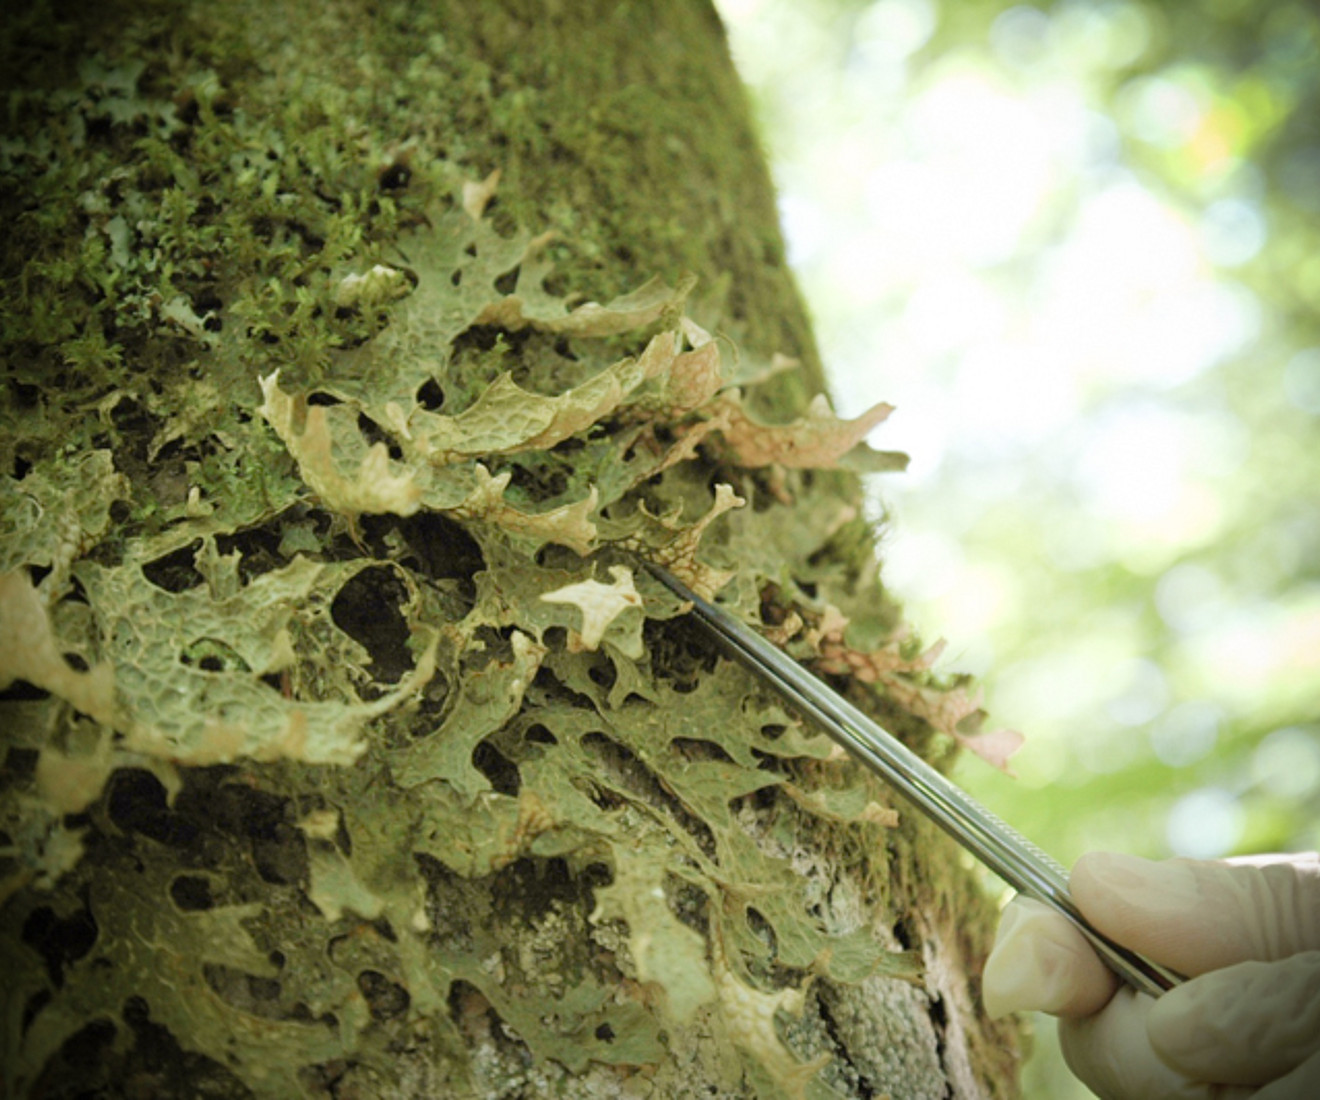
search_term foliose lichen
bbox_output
[1,3,1020,1097]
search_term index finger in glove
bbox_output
[1070,851,1320,976]
[1059,989,1257,1100]
[1147,950,1320,1085]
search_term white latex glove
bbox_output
[981,851,1320,1100]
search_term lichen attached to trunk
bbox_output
[0,3,1020,1097]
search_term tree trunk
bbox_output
[0,1,1020,1097]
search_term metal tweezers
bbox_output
[642,560,1182,997]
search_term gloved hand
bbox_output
[981,850,1320,1099]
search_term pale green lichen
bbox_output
[0,2,1021,1097]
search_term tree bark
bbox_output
[0,1,1020,1097]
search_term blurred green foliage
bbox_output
[720,0,1320,1094]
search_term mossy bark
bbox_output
[0,2,1021,1098]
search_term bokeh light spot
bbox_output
[1155,562,1226,635]
[1120,73,1205,149]
[1165,787,1244,858]
[1103,657,1169,727]
[1251,726,1320,799]
[1199,198,1267,267]
[1148,700,1222,767]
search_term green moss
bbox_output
[419,1,822,393]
